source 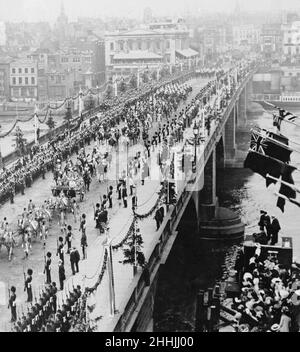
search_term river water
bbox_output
[154,106,300,332]
[0,114,64,157]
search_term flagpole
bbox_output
[264,101,300,120]
[273,115,300,129]
[252,125,300,146]
[273,191,300,207]
[262,108,300,128]
[257,127,300,148]
[266,173,300,193]
[251,127,300,154]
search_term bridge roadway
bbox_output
[0,75,212,331]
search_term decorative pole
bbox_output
[96,85,100,106]
[34,104,38,144]
[104,231,116,317]
[133,211,138,277]
[78,88,83,118]
[126,134,129,177]
[114,77,118,97]
[137,69,140,89]
[156,67,160,81]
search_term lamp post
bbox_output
[103,228,116,317]
[125,133,129,177]
[96,85,100,106]
[193,122,199,173]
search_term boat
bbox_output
[194,235,295,332]
[252,92,300,109]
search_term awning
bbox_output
[176,48,199,58]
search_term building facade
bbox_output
[10,59,38,102]
[0,61,11,101]
[282,21,300,57]
[105,20,191,78]
[260,23,282,57]
[232,24,261,48]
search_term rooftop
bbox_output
[176,48,199,58]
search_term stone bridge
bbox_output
[97,68,256,333]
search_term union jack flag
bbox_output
[249,132,268,155]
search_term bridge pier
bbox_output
[238,86,247,126]
[198,148,217,223]
[197,145,245,241]
[224,108,236,165]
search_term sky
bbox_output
[0,0,299,23]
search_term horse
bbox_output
[17,217,39,245]
[0,231,16,261]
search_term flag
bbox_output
[244,150,296,188]
[249,130,292,164]
[276,167,297,212]
[272,107,297,130]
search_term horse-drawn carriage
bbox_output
[51,180,85,202]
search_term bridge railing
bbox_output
[252,93,281,101]
[113,217,174,331]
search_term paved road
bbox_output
[0,77,210,331]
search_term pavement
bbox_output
[0,76,212,331]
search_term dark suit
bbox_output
[59,264,66,290]
[271,218,281,245]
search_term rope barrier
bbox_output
[84,247,105,281]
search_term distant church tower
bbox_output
[55,1,68,45]
[234,0,241,16]
[57,1,68,26]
